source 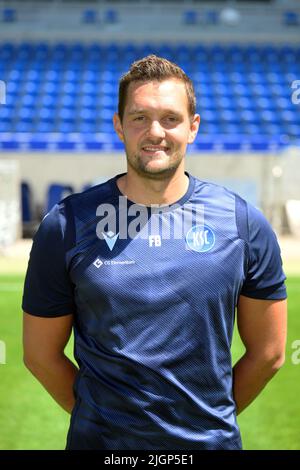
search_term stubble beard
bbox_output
[126,150,185,181]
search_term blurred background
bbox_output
[0,0,299,450]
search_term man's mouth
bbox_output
[141,146,169,153]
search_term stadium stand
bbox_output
[1,8,16,23]
[283,10,299,26]
[44,183,74,214]
[205,10,219,25]
[0,41,299,152]
[104,9,119,24]
[21,180,40,237]
[81,9,98,25]
[0,0,299,233]
[183,10,198,26]
[21,181,32,224]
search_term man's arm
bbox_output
[233,295,287,415]
[23,312,79,414]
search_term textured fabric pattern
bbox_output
[22,174,286,450]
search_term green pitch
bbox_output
[0,273,299,450]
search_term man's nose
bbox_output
[147,120,166,139]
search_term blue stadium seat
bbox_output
[0,42,299,151]
[255,97,274,110]
[283,11,299,26]
[215,97,233,109]
[18,107,35,121]
[40,94,57,107]
[45,183,74,214]
[0,43,15,61]
[62,82,78,95]
[60,95,77,108]
[97,95,116,108]
[260,110,279,124]
[82,9,98,24]
[35,118,56,133]
[235,97,254,110]
[284,124,299,137]
[183,10,198,25]
[2,8,16,22]
[59,122,76,133]
[139,43,156,57]
[21,182,32,223]
[220,110,238,124]
[79,122,99,134]
[43,82,59,95]
[80,108,98,120]
[0,106,13,120]
[98,123,115,133]
[232,84,251,97]
[18,119,34,132]
[104,9,119,24]
[205,10,219,25]
[38,108,55,120]
[280,110,299,124]
[0,120,12,132]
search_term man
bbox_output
[22,55,287,450]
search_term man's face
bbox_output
[114,79,200,179]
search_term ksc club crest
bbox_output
[185,225,215,253]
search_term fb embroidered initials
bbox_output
[149,235,162,247]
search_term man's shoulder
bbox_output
[192,176,273,236]
[192,175,245,204]
[60,176,117,211]
[40,177,117,233]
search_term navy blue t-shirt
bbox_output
[22,174,286,450]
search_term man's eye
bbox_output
[166,116,178,122]
[134,116,145,121]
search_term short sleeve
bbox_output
[240,203,287,300]
[22,202,76,317]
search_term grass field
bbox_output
[0,272,299,450]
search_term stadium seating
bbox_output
[21,182,32,223]
[21,181,41,237]
[182,10,198,25]
[283,11,299,26]
[1,8,16,23]
[104,9,119,24]
[0,42,299,152]
[81,9,98,24]
[205,10,219,25]
[44,183,74,214]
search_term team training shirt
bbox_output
[22,173,287,450]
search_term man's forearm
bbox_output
[232,352,284,415]
[24,354,79,413]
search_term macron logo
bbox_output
[93,258,103,268]
[102,231,119,251]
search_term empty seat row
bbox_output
[0,42,299,150]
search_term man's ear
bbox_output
[113,113,124,141]
[188,114,200,144]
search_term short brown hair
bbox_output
[118,55,196,121]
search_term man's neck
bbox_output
[116,168,189,206]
